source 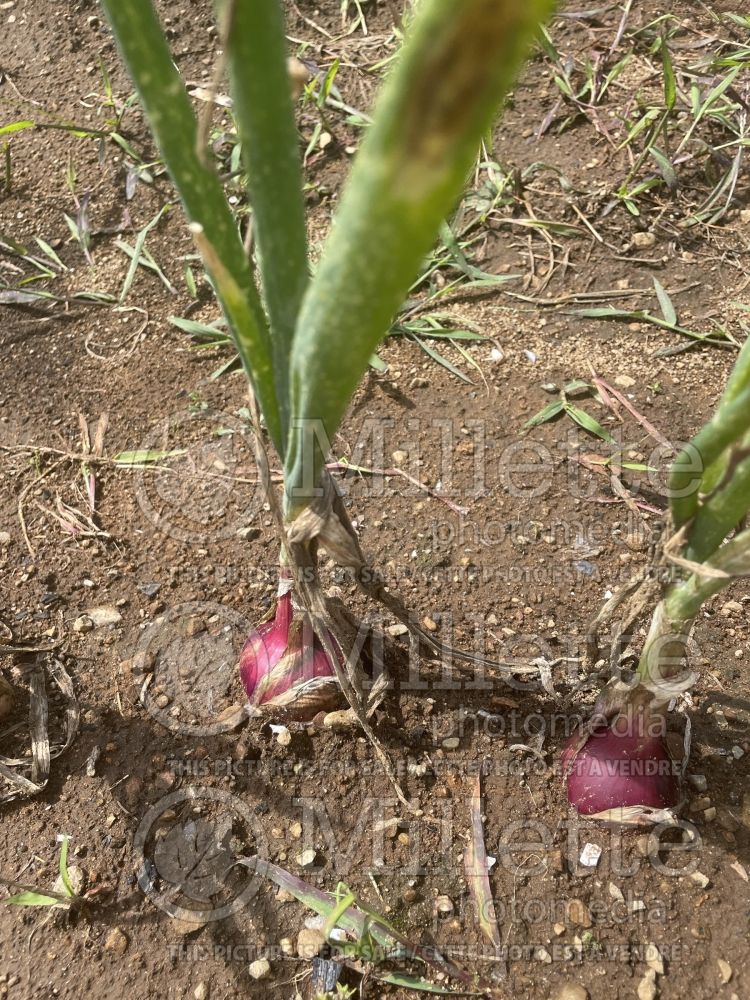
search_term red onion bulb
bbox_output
[239,582,341,719]
[562,718,679,817]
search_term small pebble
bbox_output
[579,842,601,867]
[433,895,454,918]
[730,860,748,881]
[86,606,122,627]
[215,704,246,730]
[645,942,664,975]
[717,959,732,984]
[441,737,460,750]
[184,617,206,637]
[296,849,316,868]
[554,986,588,1000]
[637,968,657,1000]
[566,898,592,929]
[721,600,743,615]
[84,746,101,777]
[608,882,624,903]
[104,927,129,955]
[548,849,564,872]
[296,927,324,959]
[248,959,271,980]
[194,983,209,1000]
[172,914,208,936]
[73,615,94,634]
[322,709,357,729]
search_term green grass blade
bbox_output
[119,205,169,302]
[58,835,75,897]
[34,237,67,271]
[648,146,677,189]
[408,334,473,383]
[283,0,555,511]
[564,402,614,442]
[378,972,477,994]
[241,856,387,944]
[0,121,35,136]
[168,315,229,341]
[222,0,309,439]
[4,892,61,907]
[524,400,564,428]
[113,449,186,465]
[100,0,282,451]
[569,306,729,346]
[116,241,176,294]
[661,36,676,111]
[653,278,677,326]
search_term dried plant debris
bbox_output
[0,658,79,804]
[464,773,503,954]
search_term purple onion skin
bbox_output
[239,593,293,699]
[562,722,679,815]
[239,593,338,711]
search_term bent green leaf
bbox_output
[284,0,555,511]
[221,0,309,439]
[100,0,282,451]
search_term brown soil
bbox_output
[1,2,749,999]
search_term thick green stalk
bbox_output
[100,0,282,451]
[670,381,750,533]
[222,0,309,445]
[686,436,750,562]
[700,334,750,494]
[636,526,750,690]
[283,0,555,515]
